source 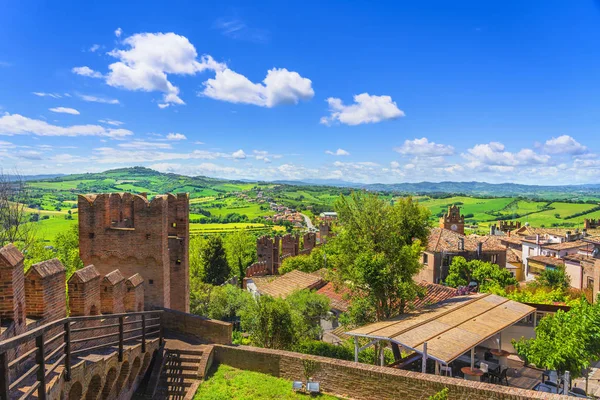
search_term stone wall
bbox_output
[213,345,568,400]
[160,307,232,345]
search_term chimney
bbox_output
[477,242,483,258]
[536,234,540,245]
[490,225,496,236]
[508,231,511,238]
[458,237,465,251]
[566,231,571,242]
[583,228,588,237]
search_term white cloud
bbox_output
[463,142,550,167]
[98,119,124,126]
[202,67,314,107]
[89,44,100,52]
[166,133,187,141]
[118,140,172,150]
[49,107,80,115]
[78,94,120,104]
[394,138,454,157]
[253,150,279,163]
[151,162,243,177]
[543,135,587,155]
[232,149,246,159]
[33,92,62,98]
[321,93,404,126]
[72,66,103,78]
[390,161,400,168]
[325,148,350,156]
[105,32,224,107]
[115,27,122,37]
[194,141,205,145]
[91,147,226,164]
[0,113,132,138]
[213,17,269,43]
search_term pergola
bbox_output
[345,293,535,373]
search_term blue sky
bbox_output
[1,0,600,184]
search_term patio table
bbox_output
[461,367,484,382]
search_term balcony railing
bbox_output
[0,310,163,400]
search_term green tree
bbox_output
[24,225,83,278]
[240,295,295,350]
[207,284,253,321]
[330,192,430,322]
[286,289,330,342]
[202,235,230,285]
[534,265,570,290]
[428,388,449,400]
[445,257,517,291]
[279,247,328,275]
[189,235,206,282]
[223,230,256,285]
[512,300,600,378]
[190,280,212,316]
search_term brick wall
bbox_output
[24,259,66,321]
[303,232,316,252]
[78,193,171,310]
[160,307,232,345]
[101,270,126,314]
[0,244,26,335]
[68,265,101,316]
[125,274,145,312]
[281,234,299,257]
[213,345,568,400]
[168,193,190,313]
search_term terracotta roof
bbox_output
[562,254,593,263]
[427,228,506,253]
[506,248,522,264]
[259,270,324,298]
[316,282,351,312]
[0,244,24,268]
[411,282,458,310]
[527,255,565,267]
[103,269,125,286]
[69,265,100,283]
[28,258,65,278]
[540,240,589,251]
[126,273,144,288]
[499,235,524,246]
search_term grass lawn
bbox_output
[194,364,341,400]
[33,216,77,242]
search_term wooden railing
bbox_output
[0,310,163,400]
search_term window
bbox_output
[171,222,177,228]
[422,254,429,264]
[146,233,151,240]
[149,279,154,285]
[490,254,498,264]
[588,277,595,289]
[176,259,181,265]
[89,233,95,239]
[443,255,451,267]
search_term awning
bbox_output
[346,293,535,365]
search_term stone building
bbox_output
[417,227,507,284]
[439,205,465,235]
[78,192,190,312]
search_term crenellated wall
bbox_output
[101,270,126,314]
[0,244,26,336]
[125,273,145,312]
[78,192,189,312]
[68,265,102,316]
[24,258,66,322]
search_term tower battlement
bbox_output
[78,192,189,312]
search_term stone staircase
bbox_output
[154,347,207,399]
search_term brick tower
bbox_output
[78,192,190,312]
[439,205,465,235]
[257,236,280,275]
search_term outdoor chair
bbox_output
[293,381,303,392]
[440,366,452,377]
[479,362,490,382]
[307,381,321,394]
[497,367,509,386]
[570,387,586,396]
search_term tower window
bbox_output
[176,259,181,265]
[146,233,151,240]
[149,279,154,285]
[89,233,95,239]
[171,222,177,228]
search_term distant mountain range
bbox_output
[21,168,600,199]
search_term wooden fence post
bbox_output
[36,334,46,400]
[141,314,146,353]
[118,316,124,362]
[64,321,71,381]
[0,352,9,400]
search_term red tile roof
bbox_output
[410,282,458,310]
[316,282,351,312]
[427,228,506,253]
[259,270,324,298]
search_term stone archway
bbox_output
[141,352,151,373]
[85,375,102,400]
[100,367,117,400]
[115,361,130,394]
[129,356,141,388]
[68,381,83,400]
